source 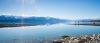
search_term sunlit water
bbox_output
[0,24,100,43]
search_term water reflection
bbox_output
[0,21,67,28]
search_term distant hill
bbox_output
[73,19,100,22]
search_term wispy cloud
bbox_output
[25,0,35,4]
[38,9,40,11]
[17,0,36,4]
[35,6,41,12]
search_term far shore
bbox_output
[69,23,100,26]
[0,24,39,28]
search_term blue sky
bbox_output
[0,0,100,19]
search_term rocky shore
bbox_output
[53,34,100,43]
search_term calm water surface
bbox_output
[0,24,100,43]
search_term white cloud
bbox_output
[3,13,11,15]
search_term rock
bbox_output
[62,35,69,39]
[53,40,62,43]
[78,40,85,43]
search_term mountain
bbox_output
[0,15,70,25]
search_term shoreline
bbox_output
[69,23,100,26]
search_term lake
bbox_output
[0,23,100,43]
